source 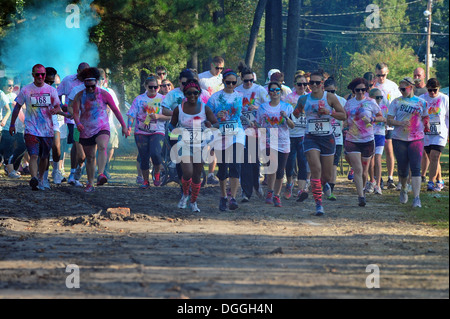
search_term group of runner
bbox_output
[0,57,448,216]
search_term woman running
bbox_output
[127,76,173,188]
[344,78,383,207]
[72,68,129,192]
[170,79,218,212]
[284,74,309,202]
[255,81,295,207]
[293,71,346,216]
[387,77,430,208]
[207,69,245,211]
[420,78,449,192]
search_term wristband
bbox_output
[75,121,81,126]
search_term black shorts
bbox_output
[424,144,445,154]
[79,130,110,146]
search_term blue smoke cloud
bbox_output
[1,0,99,81]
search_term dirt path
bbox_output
[0,175,448,299]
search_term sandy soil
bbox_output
[0,173,448,299]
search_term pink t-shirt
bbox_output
[77,89,111,139]
[15,83,60,137]
[344,97,380,143]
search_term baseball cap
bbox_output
[399,77,415,86]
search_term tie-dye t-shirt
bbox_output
[127,93,167,136]
[373,99,389,136]
[419,92,449,147]
[77,89,111,139]
[285,91,307,138]
[206,90,244,150]
[256,101,293,153]
[345,97,381,143]
[58,74,83,125]
[387,96,428,142]
[235,84,268,134]
[15,83,60,137]
[161,87,210,111]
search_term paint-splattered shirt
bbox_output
[127,93,167,136]
[388,96,428,142]
[345,97,381,143]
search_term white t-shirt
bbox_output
[0,90,11,132]
[331,94,347,145]
[375,79,401,131]
[420,92,449,147]
[285,91,307,138]
[198,71,224,96]
[235,83,269,133]
[58,74,83,125]
[15,83,60,137]
[387,96,428,142]
[127,93,167,136]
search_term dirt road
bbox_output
[0,175,448,299]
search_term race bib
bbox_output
[242,111,256,124]
[31,93,51,107]
[220,120,239,136]
[294,115,307,128]
[307,118,331,135]
[182,127,203,144]
[426,122,441,136]
[332,122,342,138]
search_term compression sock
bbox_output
[311,178,322,205]
[181,177,192,196]
[190,182,201,203]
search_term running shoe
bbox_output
[427,181,435,191]
[399,189,408,204]
[241,194,249,203]
[412,196,422,208]
[296,190,309,202]
[97,173,108,186]
[365,181,374,194]
[327,193,337,201]
[53,169,63,185]
[8,170,21,179]
[347,168,354,180]
[84,184,95,193]
[322,183,331,198]
[140,181,150,189]
[153,176,161,187]
[374,185,382,195]
[42,179,51,190]
[207,174,219,185]
[273,195,282,207]
[73,180,83,187]
[284,183,293,200]
[265,191,274,204]
[387,178,396,189]
[29,177,39,191]
[75,164,84,180]
[254,186,264,199]
[315,203,325,216]
[358,196,366,207]
[229,197,239,210]
[219,197,228,211]
[435,180,445,191]
[178,195,190,209]
[136,175,144,185]
[396,182,402,191]
[68,172,76,185]
[190,202,200,212]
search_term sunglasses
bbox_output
[375,96,383,100]
[326,90,336,94]
[354,88,367,93]
[148,85,159,90]
[161,84,171,88]
[297,83,308,87]
[45,81,55,85]
[33,73,46,78]
[215,67,224,70]
[225,81,237,86]
[157,72,166,76]
[399,87,411,92]
[269,88,281,93]
[309,81,322,86]
[7,84,14,87]
[85,84,96,90]
[428,88,438,93]
[243,79,254,83]
[376,74,387,77]
[185,91,200,96]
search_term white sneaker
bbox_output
[37,180,48,191]
[136,175,144,184]
[53,169,64,185]
[365,181,375,193]
[178,195,190,209]
[73,180,83,187]
[400,190,408,204]
[190,202,200,212]
[8,170,21,179]
[396,182,402,191]
[412,196,422,208]
[374,185,382,195]
[43,179,51,190]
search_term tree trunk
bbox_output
[245,0,269,69]
[264,0,273,77]
[271,0,283,71]
[284,0,301,88]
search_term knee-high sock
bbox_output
[190,182,201,203]
[311,179,322,204]
[181,177,191,196]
